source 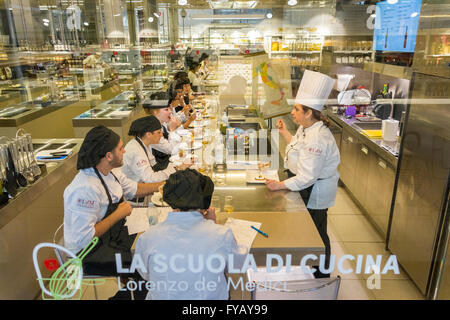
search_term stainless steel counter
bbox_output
[0,100,77,127]
[0,138,82,299]
[326,110,399,168]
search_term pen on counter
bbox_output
[251,225,269,238]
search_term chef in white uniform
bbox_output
[122,116,192,205]
[63,125,164,280]
[265,70,339,277]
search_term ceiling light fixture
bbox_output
[266,13,273,19]
[154,12,160,18]
[287,0,298,5]
[148,17,154,22]
[178,0,187,5]
[84,22,89,26]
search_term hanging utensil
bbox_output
[19,136,35,183]
[17,137,34,184]
[0,145,9,205]
[26,134,42,177]
[0,144,17,197]
[8,141,27,188]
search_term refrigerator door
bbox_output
[388,72,450,295]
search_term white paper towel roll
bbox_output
[382,119,399,142]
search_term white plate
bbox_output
[151,192,170,207]
[245,170,279,184]
[169,154,198,163]
[176,129,191,136]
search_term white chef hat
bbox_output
[295,70,336,112]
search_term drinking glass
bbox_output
[224,196,234,213]
[211,195,221,213]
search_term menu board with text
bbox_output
[373,0,422,52]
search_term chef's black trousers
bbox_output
[286,171,331,276]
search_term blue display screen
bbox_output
[373,0,422,52]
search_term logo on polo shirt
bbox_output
[136,159,148,168]
[77,198,96,209]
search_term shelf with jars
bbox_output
[268,31,324,59]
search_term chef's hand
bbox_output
[169,116,181,131]
[265,179,287,191]
[202,207,216,223]
[276,119,287,133]
[116,201,132,218]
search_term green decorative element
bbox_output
[40,237,106,300]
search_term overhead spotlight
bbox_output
[148,17,154,22]
[387,0,398,3]
[178,0,187,5]
[84,22,89,26]
[43,22,49,26]
[410,12,418,17]
[287,0,298,5]
[42,18,49,23]
[266,13,273,19]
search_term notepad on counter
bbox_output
[224,218,262,251]
[125,208,150,235]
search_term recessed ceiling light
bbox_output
[178,0,187,5]
[148,17,154,22]
[288,0,298,5]
[84,22,89,26]
[387,0,398,4]
[266,13,273,19]
[410,12,418,17]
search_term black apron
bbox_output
[151,126,170,170]
[81,168,136,276]
[286,169,331,272]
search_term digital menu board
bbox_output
[373,0,422,52]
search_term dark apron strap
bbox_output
[151,125,170,170]
[286,169,315,206]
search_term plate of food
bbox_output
[151,192,170,207]
[245,170,279,184]
[176,128,191,136]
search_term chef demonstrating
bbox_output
[143,99,182,169]
[63,125,164,278]
[265,70,340,277]
[135,169,247,300]
[121,116,191,191]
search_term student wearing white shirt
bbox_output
[122,116,191,201]
[142,99,182,169]
[63,126,163,280]
[135,169,247,300]
[265,70,339,277]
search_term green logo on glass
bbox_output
[33,237,106,300]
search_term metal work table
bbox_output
[0,138,82,299]
[326,110,399,168]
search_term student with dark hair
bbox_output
[135,169,247,300]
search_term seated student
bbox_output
[169,81,196,126]
[135,169,247,300]
[167,71,189,97]
[63,125,164,278]
[143,99,182,169]
[188,62,201,91]
[122,116,191,193]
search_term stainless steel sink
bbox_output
[352,122,382,130]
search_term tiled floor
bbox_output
[75,186,425,300]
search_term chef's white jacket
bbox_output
[63,167,137,254]
[135,211,248,300]
[150,123,181,155]
[283,121,340,210]
[121,138,176,183]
